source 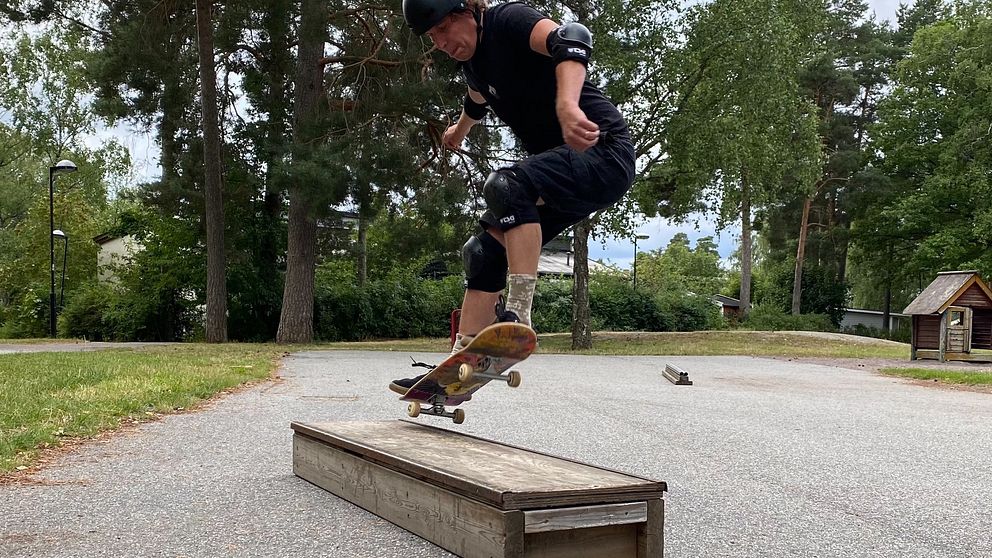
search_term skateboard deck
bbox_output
[401,322,537,423]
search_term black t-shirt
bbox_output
[461,2,627,155]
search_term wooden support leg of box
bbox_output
[292,421,667,558]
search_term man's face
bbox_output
[426,11,477,62]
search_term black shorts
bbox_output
[480,131,636,244]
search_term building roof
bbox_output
[712,295,740,307]
[537,252,607,276]
[902,271,992,315]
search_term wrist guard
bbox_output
[463,94,489,120]
[546,22,593,67]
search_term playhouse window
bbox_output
[950,310,964,326]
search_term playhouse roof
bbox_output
[902,271,992,315]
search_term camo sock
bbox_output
[505,274,537,326]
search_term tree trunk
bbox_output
[882,244,892,334]
[356,209,368,287]
[739,174,752,317]
[276,0,325,343]
[571,218,593,350]
[195,0,227,342]
[258,2,291,330]
[791,195,812,315]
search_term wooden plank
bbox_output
[523,502,647,534]
[291,421,666,510]
[636,498,664,558]
[523,525,639,558]
[293,432,517,558]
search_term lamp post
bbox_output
[632,234,649,290]
[53,230,68,309]
[49,160,77,337]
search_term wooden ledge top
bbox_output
[291,420,666,510]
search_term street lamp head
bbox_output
[51,159,78,174]
[52,229,67,239]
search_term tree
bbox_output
[195,0,228,342]
[869,2,992,281]
[637,0,823,317]
[0,24,128,336]
[637,233,725,297]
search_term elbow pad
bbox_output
[546,22,593,67]
[463,94,489,120]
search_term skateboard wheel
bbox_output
[507,370,522,388]
[407,402,421,418]
[452,409,466,424]
[458,363,475,383]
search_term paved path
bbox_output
[2,350,991,557]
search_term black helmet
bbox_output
[402,0,467,35]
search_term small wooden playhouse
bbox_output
[903,270,992,362]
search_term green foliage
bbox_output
[635,0,823,225]
[531,280,575,333]
[314,262,464,341]
[743,303,836,331]
[868,3,992,279]
[757,259,848,325]
[533,272,719,333]
[57,281,115,340]
[635,233,726,297]
[589,272,670,331]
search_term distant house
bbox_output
[536,235,608,277]
[840,308,910,332]
[712,295,742,320]
[93,233,142,283]
[903,270,992,362]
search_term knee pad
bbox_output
[483,170,520,226]
[461,232,508,293]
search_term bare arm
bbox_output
[443,87,486,150]
[529,18,599,151]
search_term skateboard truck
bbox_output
[407,394,466,424]
[457,361,522,387]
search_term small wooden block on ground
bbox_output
[292,420,666,558]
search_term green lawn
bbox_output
[880,367,992,385]
[0,344,283,474]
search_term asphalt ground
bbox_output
[2,350,991,557]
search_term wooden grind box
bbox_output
[292,421,666,558]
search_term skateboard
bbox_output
[401,322,537,424]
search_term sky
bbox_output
[88,0,912,268]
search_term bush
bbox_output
[588,272,670,331]
[656,292,723,332]
[314,267,464,341]
[532,279,573,333]
[743,303,835,332]
[58,281,116,340]
[0,283,49,339]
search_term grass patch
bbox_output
[0,344,284,474]
[320,331,909,359]
[881,367,992,385]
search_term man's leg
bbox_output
[458,289,501,338]
[501,224,541,325]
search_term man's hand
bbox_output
[442,123,468,151]
[558,102,599,152]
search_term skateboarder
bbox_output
[390,0,636,395]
